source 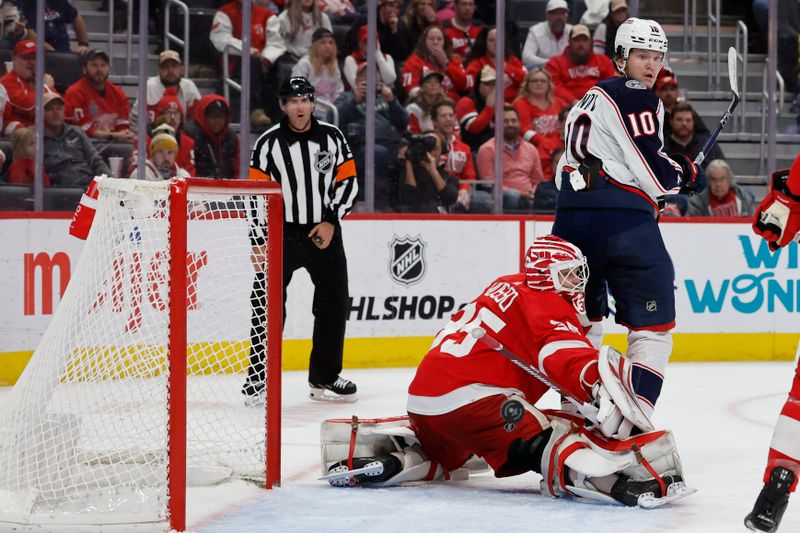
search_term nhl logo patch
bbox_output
[314,150,334,173]
[625,79,647,90]
[388,235,426,286]
[646,299,658,312]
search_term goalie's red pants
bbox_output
[764,360,800,491]
[408,394,548,478]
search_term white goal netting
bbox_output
[0,178,282,527]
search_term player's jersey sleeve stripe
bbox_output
[593,87,678,194]
[538,339,593,372]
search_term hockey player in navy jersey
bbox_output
[552,17,703,431]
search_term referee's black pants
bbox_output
[245,222,349,392]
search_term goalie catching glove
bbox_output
[586,345,655,439]
[752,156,800,251]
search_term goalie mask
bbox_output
[525,235,588,295]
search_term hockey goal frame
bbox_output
[167,178,283,531]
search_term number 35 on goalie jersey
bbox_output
[407,273,599,411]
[556,77,683,210]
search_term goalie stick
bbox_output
[469,327,602,426]
[694,47,740,166]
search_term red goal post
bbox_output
[168,178,284,530]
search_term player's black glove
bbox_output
[671,154,707,195]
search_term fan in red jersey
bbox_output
[745,154,800,533]
[320,235,694,509]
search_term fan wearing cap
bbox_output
[291,28,344,108]
[129,131,190,181]
[592,0,629,59]
[19,0,90,54]
[342,24,397,92]
[0,40,56,135]
[464,26,526,101]
[522,0,572,69]
[210,0,285,128]
[184,94,240,180]
[130,50,201,131]
[545,24,616,105]
[405,70,449,134]
[455,64,497,152]
[41,91,111,187]
[654,67,709,138]
[401,25,467,102]
[63,49,135,142]
[552,18,698,420]
[442,0,483,59]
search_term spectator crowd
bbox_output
[0,0,761,217]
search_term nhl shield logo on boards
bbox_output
[389,236,426,286]
[314,150,334,173]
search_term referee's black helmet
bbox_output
[279,76,316,102]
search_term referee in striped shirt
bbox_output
[245,76,360,403]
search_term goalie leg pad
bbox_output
[321,416,467,486]
[538,411,693,507]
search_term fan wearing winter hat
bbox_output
[129,131,190,181]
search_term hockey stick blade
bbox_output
[637,482,698,509]
[694,47,740,166]
[470,327,601,425]
[320,462,385,485]
[728,47,740,98]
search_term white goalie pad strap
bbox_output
[321,416,418,475]
[540,411,683,500]
[597,345,655,435]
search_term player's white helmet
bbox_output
[614,17,668,61]
[525,235,588,296]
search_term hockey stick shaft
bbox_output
[693,95,738,166]
[470,327,600,423]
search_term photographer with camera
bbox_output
[336,63,408,211]
[398,132,459,213]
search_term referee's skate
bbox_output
[309,376,358,402]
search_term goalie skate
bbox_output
[321,456,401,486]
[635,477,697,508]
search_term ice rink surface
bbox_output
[188,362,797,533]
[1,362,796,533]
